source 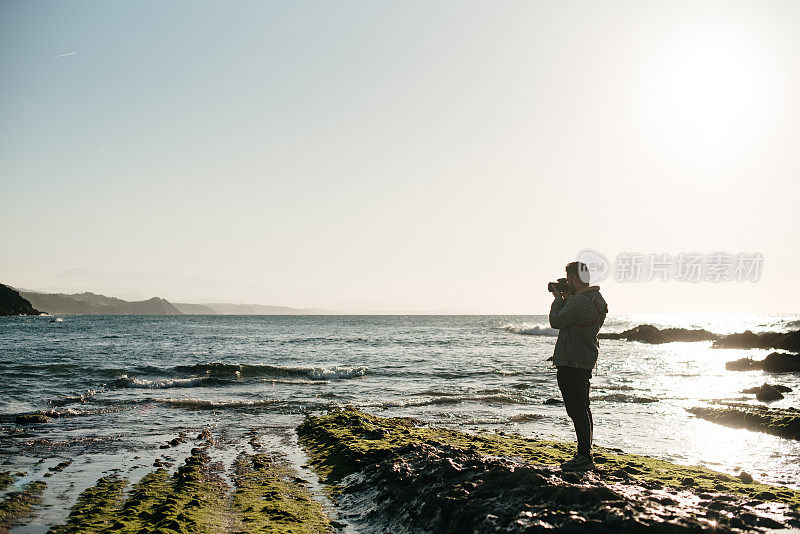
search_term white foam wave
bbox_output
[116,375,210,389]
[502,323,558,337]
[159,398,277,409]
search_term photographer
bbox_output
[548,261,608,471]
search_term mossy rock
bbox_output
[0,480,46,532]
[297,407,800,509]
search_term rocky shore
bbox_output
[297,408,800,532]
[1,433,332,533]
[599,324,800,352]
[0,284,40,316]
[4,408,800,532]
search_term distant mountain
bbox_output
[172,303,217,314]
[174,302,329,315]
[20,290,182,315]
[0,284,42,316]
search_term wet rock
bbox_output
[299,409,800,532]
[714,329,800,351]
[688,403,800,440]
[738,472,754,484]
[755,384,785,402]
[14,414,52,425]
[334,441,800,533]
[49,460,72,472]
[726,352,800,373]
[741,383,792,394]
[599,324,719,344]
[543,398,564,405]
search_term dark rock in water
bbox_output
[755,384,784,402]
[761,352,800,372]
[741,383,792,395]
[543,398,564,405]
[741,383,791,400]
[0,284,41,316]
[713,329,800,351]
[738,472,754,484]
[726,357,760,371]
[14,414,52,425]
[335,440,800,533]
[726,352,800,373]
[599,324,719,344]
[688,403,800,440]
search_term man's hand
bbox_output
[551,289,564,300]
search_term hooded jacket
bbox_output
[549,285,608,370]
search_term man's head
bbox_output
[565,261,590,294]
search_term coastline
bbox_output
[4,407,800,532]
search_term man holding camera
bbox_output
[548,261,608,471]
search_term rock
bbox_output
[15,414,52,425]
[727,353,800,373]
[738,472,754,484]
[543,398,564,405]
[761,352,800,372]
[0,284,41,316]
[599,324,719,344]
[713,329,800,351]
[740,383,792,395]
[726,358,761,371]
[687,404,800,440]
[755,384,784,402]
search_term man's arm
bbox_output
[549,295,585,329]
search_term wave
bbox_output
[112,375,217,389]
[171,363,366,381]
[158,398,281,409]
[49,390,98,406]
[502,324,558,337]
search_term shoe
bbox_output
[560,453,594,471]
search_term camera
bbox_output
[547,278,569,294]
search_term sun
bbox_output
[642,28,775,153]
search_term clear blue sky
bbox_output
[2,1,799,313]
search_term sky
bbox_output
[1,1,799,314]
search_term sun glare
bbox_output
[644,31,773,153]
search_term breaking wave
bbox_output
[502,324,558,337]
[171,363,366,381]
[112,375,216,389]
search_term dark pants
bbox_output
[557,366,593,457]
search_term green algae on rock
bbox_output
[50,476,127,533]
[50,446,229,534]
[0,480,46,533]
[688,403,800,441]
[297,408,800,510]
[231,453,332,533]
[46,444,331,533]
[0,472,19,492]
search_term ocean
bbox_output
[1,314,799,530]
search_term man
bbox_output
[549,261,608,471]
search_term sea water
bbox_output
[1,314,799,529]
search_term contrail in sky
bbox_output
[50,52,77,59]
